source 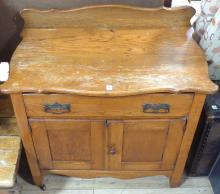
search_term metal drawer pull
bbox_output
[143,103,170,113]
[43,102,71,114]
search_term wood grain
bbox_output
[0,166,17,188]
[170,94,206,187]
[0,6,217,95]
[0,150,19,166]
[91,122,105,169]
[20,5,195,28]
[23,94,193,118]
[107,119,185,171]
[1,5,217,188]
[108,121,123,170]
[10,94,43,186]
[0,136,21,188]
[121,120,169,163]
[30,121,53,170]
[47,121,91,161]
[52,161,91,170]
[45,169,172,179]
[30,119,105,170]
[161,119,185,170]
[0,136,21,150]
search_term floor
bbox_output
[17,175,214,194]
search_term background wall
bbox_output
[0,0,164,62]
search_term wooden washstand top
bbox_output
[0,5,218,96]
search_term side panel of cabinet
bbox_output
[30,119,105,170]
[107,119,185,171]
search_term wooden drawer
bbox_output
[23,94,193,118]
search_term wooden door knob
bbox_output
[108,145,116,155]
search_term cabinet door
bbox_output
[30,119,105,170]
[107,119,185,171]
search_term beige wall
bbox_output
[0,0,164,61]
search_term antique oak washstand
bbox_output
[0,5,218,189]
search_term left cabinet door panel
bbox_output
[30,119,105,170]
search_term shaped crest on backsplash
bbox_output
[20,5,196,28]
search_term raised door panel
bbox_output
[30,119,105,170]
[108,119,185,171]
[122,121,168,162]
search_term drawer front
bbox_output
[23,94,193,118]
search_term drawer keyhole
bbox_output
[104,120,110,128]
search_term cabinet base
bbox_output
[35,169,179,187]
[43,169,172,179]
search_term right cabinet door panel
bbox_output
[107,119,185,171]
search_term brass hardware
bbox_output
[108,145,116,155]
[44,102,71,114]
[143,103,170,113]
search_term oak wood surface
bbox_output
[0,136,20,150]
[0,6,217,95]
[28,118,185,173]
[47,121,91,161]
[121,121,169,162]
[161,119,185,170]
[0,136,21,188]
[44,169,172,179]
[23,94,193,118]
[30,121,53,170]
[170,94,206,187]
[108,119,185,171]
[30,119,105,170]
[20,5,193,28]
[0,117,20,189]
[0,167,17,188]
[10,94,43,187]
[91,122,105,169]
[2,5,218,188]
